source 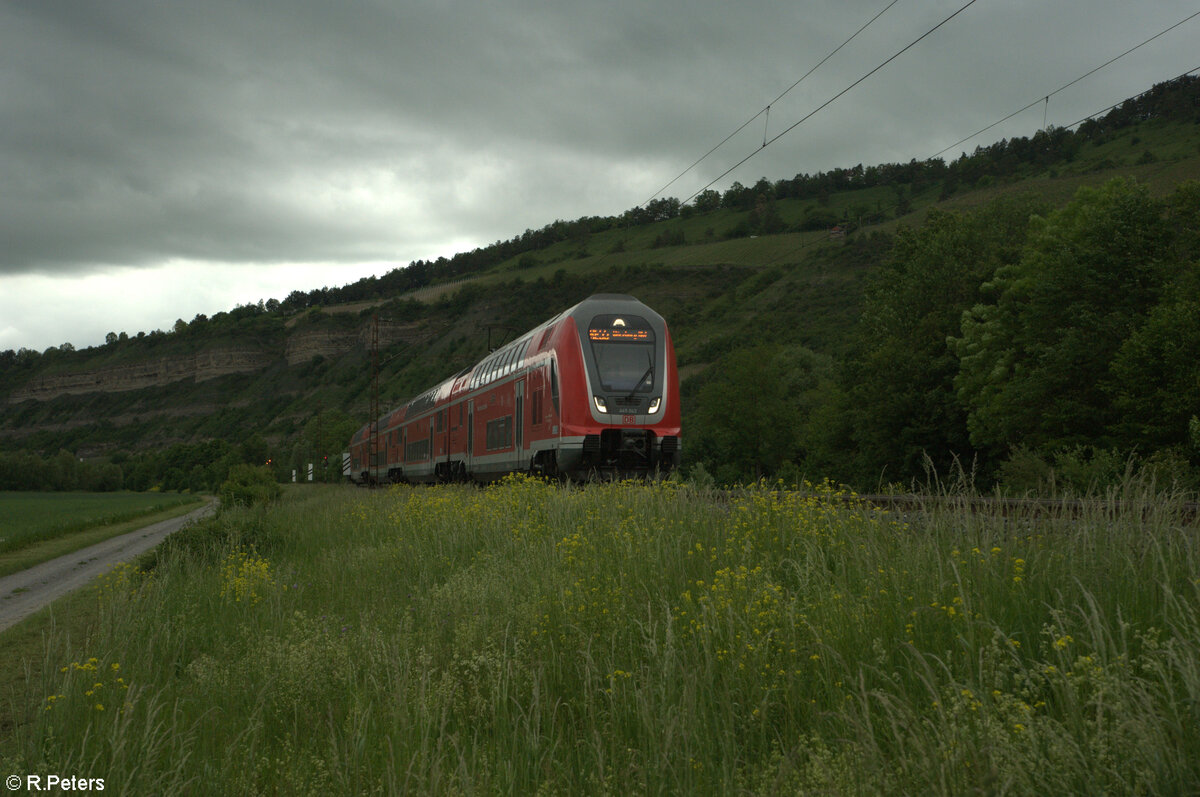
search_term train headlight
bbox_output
[594,396,608,413]
[648,397,661,414]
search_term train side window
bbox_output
[485,415,513,450]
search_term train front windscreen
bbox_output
[587,314,657,393]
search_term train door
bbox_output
[515,379,525,466]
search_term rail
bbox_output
[854,493,1200,523]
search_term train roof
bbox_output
[365,294,659,428]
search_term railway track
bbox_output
[854,493,1200,523]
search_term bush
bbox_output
[1138,447,1200,492]
[996,446,1054,495]
[997,445,1199,497]
[219,464,282,508]
[1052,445,1128,494]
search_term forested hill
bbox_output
[2,74,1199,494]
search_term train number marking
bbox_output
[622,414,637,425]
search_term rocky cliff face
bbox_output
[285,329,358,366]
[366,319,431,348]
[7,317,438,404]
[284,319,432,366]
[8,347,276,403]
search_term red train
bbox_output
[347,294,680,483]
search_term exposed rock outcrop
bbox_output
[8,347,275,403]
[285,329,358,365]
[366,319,431,348]
[6,317,440,404]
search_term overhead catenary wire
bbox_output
[744,66,1200,277]
[1060,64,1200,131]
[641,0,902,208]
[680,0,983,207]
[929,9,1200,160]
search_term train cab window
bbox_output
[587,314,657,393]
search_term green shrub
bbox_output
[1052,445,1129,494]
[218,464,281,508]
[996,446,1054,495]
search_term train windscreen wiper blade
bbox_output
[628,353,654,398]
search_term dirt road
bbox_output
[0,502,215,633]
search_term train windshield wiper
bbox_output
[628,353,654,397]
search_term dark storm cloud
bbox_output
[1,0,1198,278]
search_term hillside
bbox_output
[2,74,1199,490]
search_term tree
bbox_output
[687,346,805,484]
[239,434,270,467]
[844,199,1042,483]
[300,409,358,481]
[1109,268,1200,451]
[692,189,721,213]
[748,195,785,234]
[722,182,750,211]
[951,179,1173,454]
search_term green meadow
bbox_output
[0,492,200,552]
[0,492,203,576]
[2,478,1197,794]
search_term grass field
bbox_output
[0,492,201,554]
[0,492,204,578]
[1,478,1197,794]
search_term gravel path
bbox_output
[0,502,215,633]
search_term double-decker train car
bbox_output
[347,294,680,483]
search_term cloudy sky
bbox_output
[2,0,1197,353]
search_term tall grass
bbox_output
[3,478,1198,794]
